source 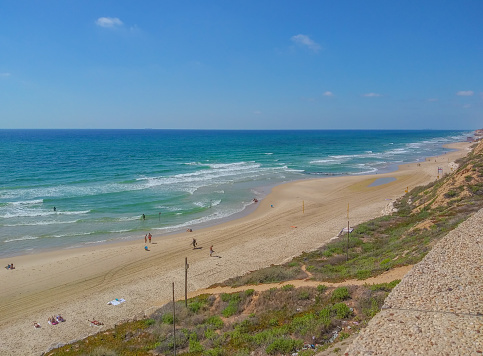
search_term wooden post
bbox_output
[172,282,176,356]
[185,257,189,307]
[346,203,349,261]
[347,220,350,261]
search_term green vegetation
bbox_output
[220,146,483,286]
[47,282,397,356]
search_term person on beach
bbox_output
[210,245,214,257]
[5,264,11,270]
[144,234,147,243]
[142,214,145,220]
[148,233,152,243]
[192,238,197,249]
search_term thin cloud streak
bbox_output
[456,90,474,96]
[96,17,123,28]
[291,34,321,52]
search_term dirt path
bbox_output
[187,265,413,298]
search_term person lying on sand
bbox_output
[33,322,41,328]
[48,317,58,325]
[56,315,65,322]
[89,319,104,326]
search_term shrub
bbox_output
[332,303,351,319]
[161,313,175,324]
[221,293,231,302]
[205,316,224,329]
[368,279,401,292]
[331,287,350,302]
[298,291,310,300]
[245,289,255,297]
[339,331,351,340]
[189,339,204,353]
[316,284,327,293]
[144,318,155,326]
[204,347,224,356]
[222,300,239,317]
[356,269,371,280]
[266,337,303,355]
[281,284,295,291]
[362,298,380,318]
[188,301,203,313]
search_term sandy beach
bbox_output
[0,142,472,355]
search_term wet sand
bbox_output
[0,142,471,355]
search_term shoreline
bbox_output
[0,141,465,261]
[0,141,473,355]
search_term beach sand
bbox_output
[0,142,471,355]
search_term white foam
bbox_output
[5,236,40,243]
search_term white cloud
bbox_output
[96,17,123,28]
[322,91,333,97]
[362,93,382,97]
[0,72,11,77]
[456,90,474,96]
[291,34,321,52]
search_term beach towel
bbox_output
[107,298,126,305]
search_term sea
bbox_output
[0,129,472,258]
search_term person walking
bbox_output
[144,234,147,244]
[210,245,214,257]
[192,238,197,249]
[148,233,152,243]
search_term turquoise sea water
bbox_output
[0,129,472,257]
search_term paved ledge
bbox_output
[345,208,483,355]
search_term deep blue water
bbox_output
[0,129,471,257]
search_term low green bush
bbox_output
[331,287,350,302]
[266,337,303,355]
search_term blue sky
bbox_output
[1,1,482,129]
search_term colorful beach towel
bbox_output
[107,298,126,305]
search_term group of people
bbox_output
[5,263,14,270]
[144,233,152,251]
[191,237,215,257]
[143,231,217,257]
[47,315,65,325]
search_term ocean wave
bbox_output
[9,199,44,206]
[310,159,345,165]
[4,236,40,243]
[3,219,79,227]
[0,208,90,219]
[153,201,252,232]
